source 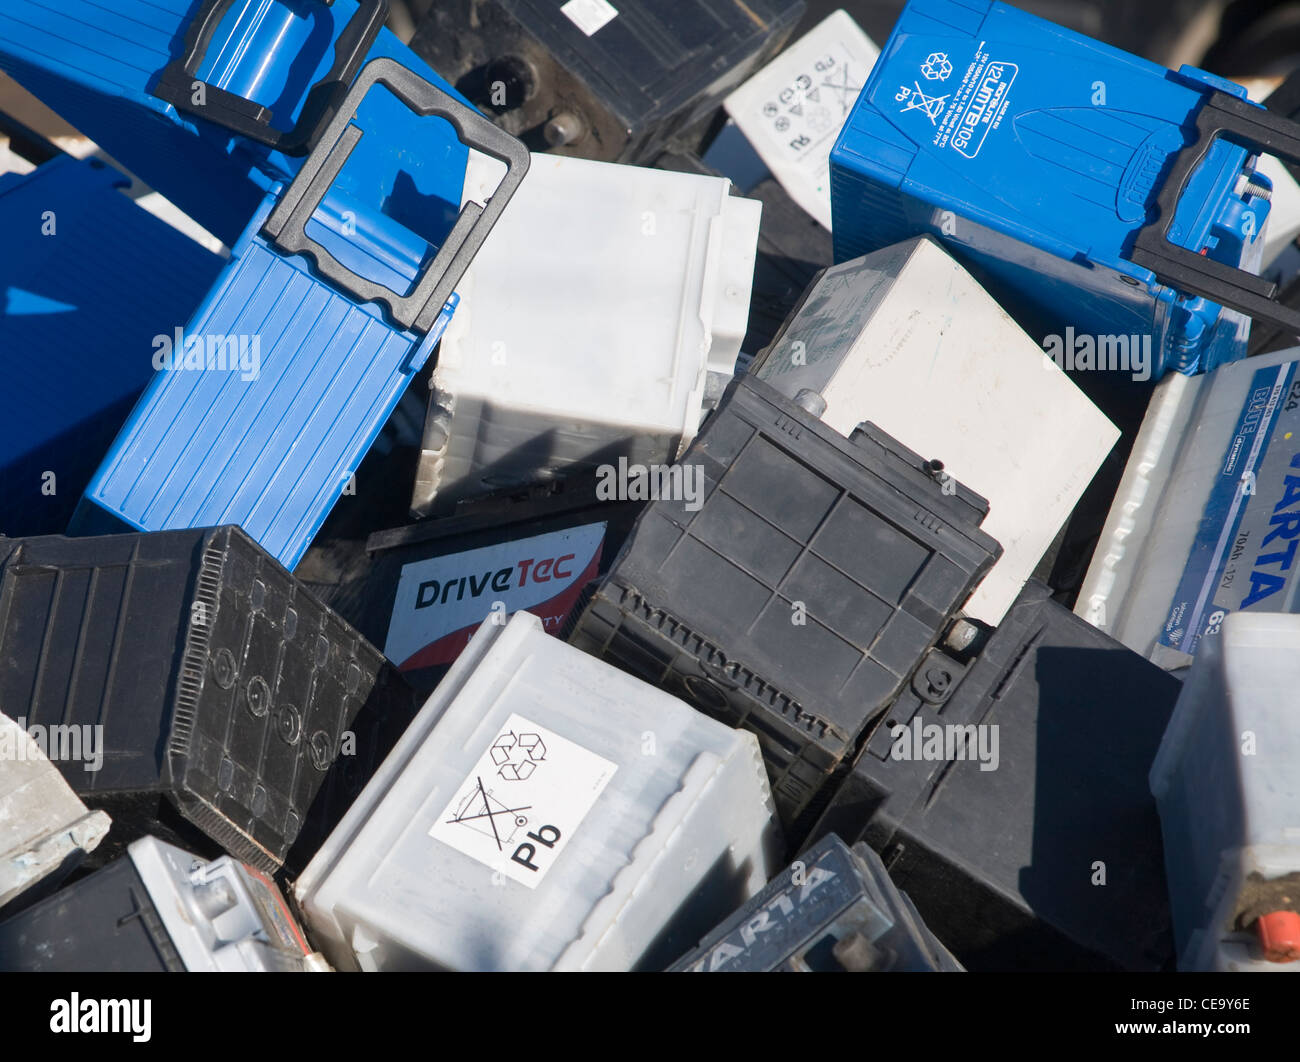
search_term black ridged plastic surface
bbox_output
[568,374,1000,825]
[0,526,414,872]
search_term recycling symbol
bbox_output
[490,728,547,781]
[921,52,952,81]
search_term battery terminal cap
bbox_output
[544,112,586,147]
[922,458,947,482]
[1256,910,1300,962]
[793,388,827,417]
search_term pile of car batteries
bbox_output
[1,0,1299,975]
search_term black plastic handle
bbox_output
[1130,89,1300,336]
[152,0,387,156]
[261,56,531,335]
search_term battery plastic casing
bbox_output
[0,0,470,245]
[414,153,758,517]
[0,156,221,538]
[568,373,1001,826]
[809,579,1182,971]
[0,835,321,971]
[1077,347,1300,669]
[68,191,457,571]
[1149,611,1300,971]
[669,832,962,971]
[828,0,1274,378]
[0,526,413,872]
[295,610,783,971]
[0,710,111,911]
[750,236,1118,624]
[411,0,805,163]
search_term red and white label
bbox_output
[384,523,606,671]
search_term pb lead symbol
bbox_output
[898,82,948,125]
[491,729,547,781]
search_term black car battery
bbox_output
[0,526,413,873]
[807,579,1183,971]
[0,835,325,971]
[668,831,961,971]
[567,373,1001,827]
[410,0,805,162]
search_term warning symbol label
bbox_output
[429,713,617,888]
[444,776,532,850]
[724,9,879,229]
[897,81,949,125]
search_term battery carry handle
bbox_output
[153,0,388,155]
[1131,90,1300,336]
[261,56,531,336]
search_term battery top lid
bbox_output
[839,0,1258,273]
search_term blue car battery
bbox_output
[0,155,222,538]
[68,57,529,572]
[827,0,1300,379]
[0,0,471,248]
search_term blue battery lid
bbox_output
[832,0,1264,287]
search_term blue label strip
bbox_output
[1161,362,1295,654]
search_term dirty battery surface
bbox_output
[1150,612,1300,970]
[411,0,806,162]
[669,832,961,971]
[0,836,321,972]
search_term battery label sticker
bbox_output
[725,11,879,229]
[1161,362,1300,655]
[384,523,605,671]
[948,55,1016,158]
[893,41,1015,159]
[430,714,616,888]
[680,842,861,971]
[242,865,311,956]
[561,0,618,37]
